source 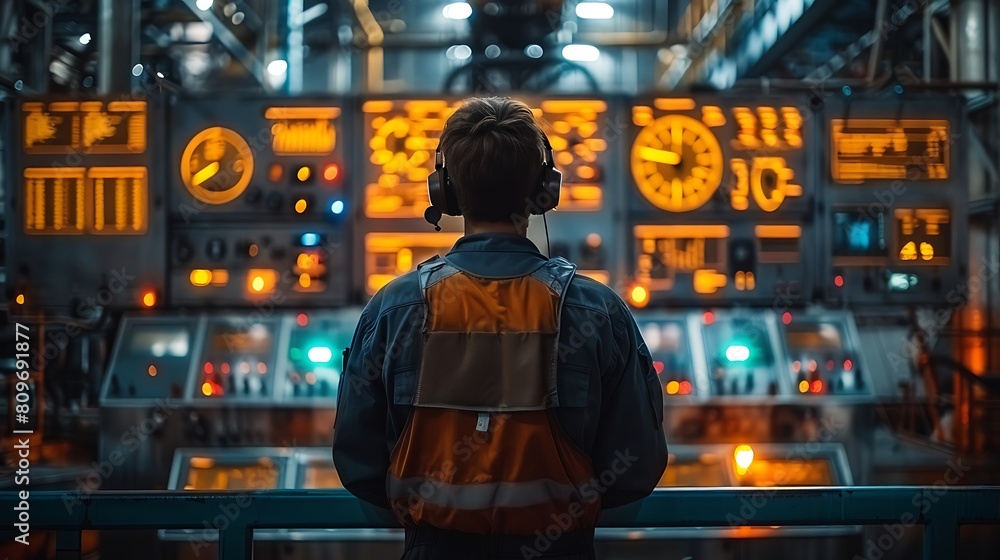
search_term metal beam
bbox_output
[178,0,265,85]
[98,0,138,94]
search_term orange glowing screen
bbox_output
[894,208,951,265]
[634,225,730,293]
[364,232,462,294]
[22,101,147,154]
[265,106,340,155]
[733,458,835,487]
[364,99,607,217]
[22,166,147,235]
[831,119,950,183]
[184,458,279,490]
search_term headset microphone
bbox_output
[424,206,442,231]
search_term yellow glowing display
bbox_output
[22,101,146,154]
[365,232,462,294]
[731,106,803,150]
[831,119,950,183]
[23,168,86,234]
[181,127,254,205]
[364,100,459,218]
[631,114,724,212]
[894,209,950,265]
[265,106,340,155]
[634,225,729,292]
[89,167,148,234]
[80,101,147,153]
[364,99,608,217]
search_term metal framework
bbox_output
[4,486,1000,560]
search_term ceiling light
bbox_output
[267,59,288,76]
[446,45,472,60]
[525,44,543,58]
[576,2,614,19]
[562,44,600,62]
[442,2,472,19]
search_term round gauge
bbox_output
[180,127,254,205]
[631,114,723,212]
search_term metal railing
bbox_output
[4,486,1000,560]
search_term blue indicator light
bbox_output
[330,200,345,214]
[300,233,320,247]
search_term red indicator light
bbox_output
[653,361,664,374]
[702,311,715,325]
[781,311,792,325]
[297,313,309,327]
[834,275,844,287]
[791,360,801,373]
[220,362,230,374]
[810,379,823,393]
[678,380,692,395]
[204,362,213,374]
[826,359,835,371]
[844,359,853,371]
[323,164,339,182]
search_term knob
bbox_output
[245,186,262,204]
[174,237,193,264]
[265,192,283,211]
[206,238,226,262]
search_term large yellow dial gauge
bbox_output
[631,114,724,212]
[180,127,254,205]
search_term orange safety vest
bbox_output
[388,255,600,535]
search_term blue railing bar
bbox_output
[4,487,999,560]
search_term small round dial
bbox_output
[181,127,254,205]
[631,114,724,212]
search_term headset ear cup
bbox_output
[531,166,561,215]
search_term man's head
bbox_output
[438,97,546,226]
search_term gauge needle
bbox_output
[192,161,220,186]
[639,146,681,165]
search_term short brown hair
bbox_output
[438,97,545,222]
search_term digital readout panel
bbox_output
[363,99,609,218]
[630,99,807,214]
[831,119,949,183]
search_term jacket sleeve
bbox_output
[592,301,668,509]
[332,302,391,510]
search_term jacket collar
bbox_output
[444,233,548,277]
[447,232,544,255]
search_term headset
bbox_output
[424,133,562,230]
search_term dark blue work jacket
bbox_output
[332,232,668,511]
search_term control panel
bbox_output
[780,311,872,397]
[9,99,165,310]
[101,311,358,406]
[699,310,787,398]
[636,313,703,398]
[626,97,816,306]
[821,97,967,304]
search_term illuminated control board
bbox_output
[361,98,615,291]
[637,314,702,397]
[168,99,349,306]
[627,97,814,305]
[364,232,462,295]
[822,98,966,304]
[10,99,163,309]
[699,310,786,397]
[781,312,871,397]
[102,311,357,405]
[196,318,279,400]
[285,310,359,400]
